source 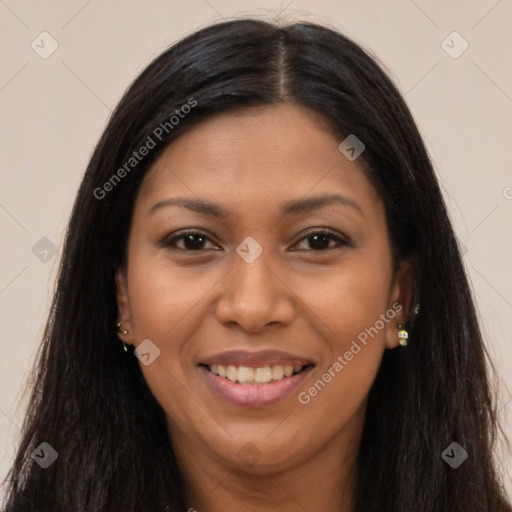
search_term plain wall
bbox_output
[1,0,511,501]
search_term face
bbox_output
[115,103,412,476]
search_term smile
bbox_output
[205,363,308,384]
[198,362,314,407]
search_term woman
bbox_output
[2,18,511,512]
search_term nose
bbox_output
[214,248,295,333]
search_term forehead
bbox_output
[136,104,382,219]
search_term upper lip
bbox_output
[200,350,315,368]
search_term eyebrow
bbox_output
[148,194,363,218]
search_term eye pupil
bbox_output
[308,234,331,250]
[183,234,206,250]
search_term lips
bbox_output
[198,350,315,407]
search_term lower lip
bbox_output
[199,365,314,407]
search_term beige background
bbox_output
[1,0,511,501]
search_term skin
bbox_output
[115,103,414,512]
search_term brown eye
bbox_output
[161,232,217,251]
[294,231,349,251]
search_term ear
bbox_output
[385,257,416,349]
[115,267,134,346]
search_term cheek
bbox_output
[125,257,212,422]
[294,311,388,437]
[300,252,392,346]
[296,254,391,404]
[124,251,219,404]
[127,251,216,339]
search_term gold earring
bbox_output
[117,322,128,336]
[117,322,129,352]
[397,324,408,346]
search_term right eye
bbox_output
[160,231,220,252]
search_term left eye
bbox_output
[293,231,348,251]
[162,230,347,252]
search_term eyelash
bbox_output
[160,229,349,253]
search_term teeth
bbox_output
[254,366,272,383]
[271,365,284,380]
[284,365,293,377]
[226,365,238,382]
[237,366,255,384]
[207,363,305,384]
